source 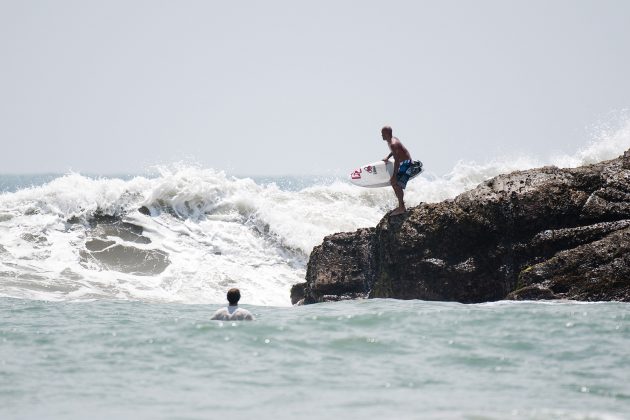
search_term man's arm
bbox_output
[383,152,393,162]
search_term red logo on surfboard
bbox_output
[351,169,362,179]
[363,165,377,174]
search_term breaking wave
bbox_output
[1,116,629,305]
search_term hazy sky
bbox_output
[1,0,629,176]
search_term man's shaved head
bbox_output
[381,126,393,141]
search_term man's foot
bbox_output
[390,207,406,216]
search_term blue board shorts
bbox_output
[396,160,423,189]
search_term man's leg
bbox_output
[390,180,406,215]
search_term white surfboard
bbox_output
[349,160,423,188]
[349,160,395,188]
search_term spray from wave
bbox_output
[0,168,393,306]
[1,115,629,306]
[552,110,630,168]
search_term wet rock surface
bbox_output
[300,228,377,304]
[79,216,170,276]
[293,151,630,304]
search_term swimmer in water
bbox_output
[211,288,255,321]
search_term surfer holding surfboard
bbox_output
[348,126,423,215]
[381,126,422,215]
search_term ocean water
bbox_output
[1,118,630,418]
[1,299,628,420]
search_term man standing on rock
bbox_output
[381,126,423,215]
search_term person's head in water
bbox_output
[381,126,393,141]
[227,288,241,306]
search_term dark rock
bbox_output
[506,286,556,300]
[290,282,306,305]
[295,150,630,304]
[516,227,630,301]
[79,245,170,276]
[79,214,169,276]
[301,228,377,304]
[138,206,151,216]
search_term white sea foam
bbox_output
[553,111,630,168]
[0,118,628,305]
[0,168,394,306]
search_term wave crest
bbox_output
[1,116,629,305]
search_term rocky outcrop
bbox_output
[293,150,630,304]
